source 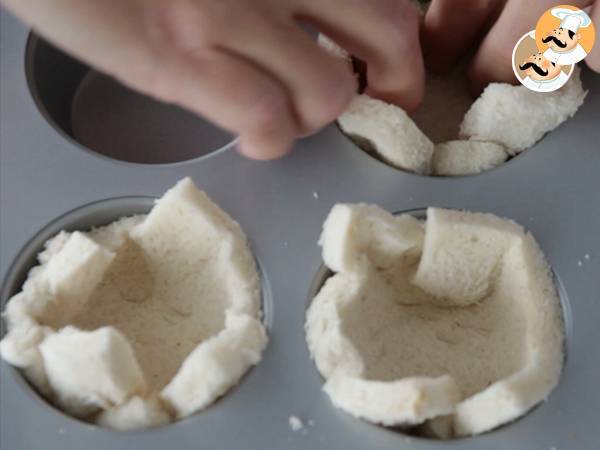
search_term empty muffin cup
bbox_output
[25,34,235,164]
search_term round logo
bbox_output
[512,5,595,92]
[512,30,574,93]
[536,5,595,66]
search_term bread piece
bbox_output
[324,375,460,426]
[306,272,367,379]
[0,178,267,429]
[96,396,171,430]
[131,177,260,317]
[307,204,564,436]
[39,326,147,417]
[454,234,564,436]
[320,203,424,274]
[431,140,508,176]
[161,312,267,417]
[460,68,587,154]
[34,232,114,327]
[413,208,524,306]
[308,270,460,426]
[338,95,434,174]
[0,318,53,395]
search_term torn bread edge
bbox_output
[0,177,268,429]
[319,35,586,176]
[306,204,564,437]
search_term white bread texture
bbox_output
[337,68,585,175]
[413,207,524,306]
[338,95,434,174]
[39,326,147,418]
[96,396,171,430]
[320,203,424,274]
[0,177,266,429]
[460,67,587,154]
[306,204,564,437]
[432,140,508,176]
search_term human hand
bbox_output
[422,0,600,93]
[2,0,426,160]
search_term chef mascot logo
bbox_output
[512,5,595,93]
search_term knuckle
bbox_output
[314,75,354,123]
[144,0,216,54]
[248,90,289,134]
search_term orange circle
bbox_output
[535,4,595,54]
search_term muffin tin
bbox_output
[1,9,599,450]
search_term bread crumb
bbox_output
[577,260,583,267]
[283,241,289,247]
[289,416,304,431]
[58,427,66,434]
[584,253,590,260]
[313,191,319,199]
[308,419,315,426]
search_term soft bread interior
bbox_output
[306,205,564,437]
[0,178,267,429]
[320,35,586,176]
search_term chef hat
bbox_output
[551,8,592,33]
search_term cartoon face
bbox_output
[542,27,581,52]
[518,53,562,81]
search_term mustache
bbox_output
[519,62,549,76]
[542,35,567,48]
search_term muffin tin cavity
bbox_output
[1,197,154,423]
[306,207,569,440]
[26,35,234,164]
[0,188,268,430]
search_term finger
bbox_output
[138,48,297,160]
[585,2,600,72]
[298,0,425,111]
[422,0,505,73]
[469,0,591,94]
[219,11,357,134]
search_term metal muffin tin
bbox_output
[1,9,599,450]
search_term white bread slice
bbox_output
[39,326,147,418]
[338,95,434,174]
[413,208,524,306]
[307,269,461,426]
[32,232,114,327]
[460,68,587,154]
[324,374,460,426]
[306,272,367,379]
[317,34,351,61]
[161,312,267,418]
[0,318,53,395]
[96,396,171,430]
[431,140,508,176]
[308,204,564,435]
[320,203,423,274]
[453,234,564,436]
[0,178,266,429]
[131,177,259,317]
